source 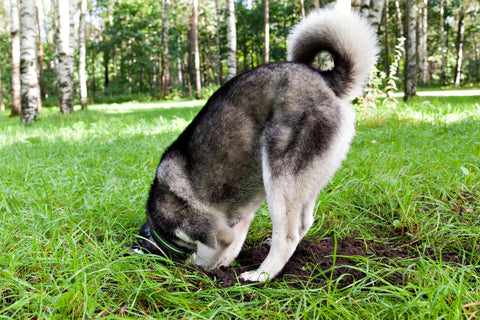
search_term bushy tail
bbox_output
[287,8,379,100]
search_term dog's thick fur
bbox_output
[139,8,379,282]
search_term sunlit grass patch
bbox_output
[1,96,479,318]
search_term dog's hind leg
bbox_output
[239,136,323,282]
[239,174,317,282]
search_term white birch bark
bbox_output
[192,0,201,96]
[394,0,403,38]
[162,0,170,96]
[439,0,446,85]
[264,0,269,63]
[0,67,4,111]
[454,6,465,86]
[360,0,370,16]
[225,0,236,81]
[336,0,351,12]
[305,0,319,13]
[78,0,87,109]
[68,0,75,102]
[56,0,74,114]
[10,0,21,116]
[404,0,417,100]
[366,0,384,31]
[20,0,40,123]
[215,0,221,84]
[417,0,428,86]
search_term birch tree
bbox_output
[264,0,269,64]
[225,0,236,81]
[305,0,319,13]
[439,0,447,85]
[417,0,428,86]
[36,2,45,101]
[192,0,201,97]
[404,0,417,100]
[0,67,4,111]
[69,0,75,99]
[394,0,403,39]
[454,6,465,86]
[56,0,74,114]
[20,0,40,123]
[162,0,170,96]
[215,0,221,84]
[336,0,351,12]
[359,0,384,31]
[79,0,87,109]
[10,0,21,116]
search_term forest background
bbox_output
[0,0,479,123]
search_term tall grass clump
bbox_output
[1,95,479,319]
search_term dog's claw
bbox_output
[239,270,270,282]
[122,243,145,255]
[262,238,272,246]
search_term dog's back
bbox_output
[142,8,379,282]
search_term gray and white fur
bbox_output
[139,8,379,282]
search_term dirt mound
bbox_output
[205,237,463,288]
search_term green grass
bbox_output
[1,96,479,319]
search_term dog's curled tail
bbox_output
[287,8,379,100]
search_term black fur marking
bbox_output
[265,104,339,177]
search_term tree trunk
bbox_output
[439,0,446,85]
[225,0,236,81]
[305,0,319,13]
[384,0,390,78]
[56,0,74,114]
[0,67,4,111]
[79,0,87,109]
[10,0,21,116]
[404,0,416,101]
[177,38,183,86]
[162,0,170,97]
[394,0,404,79]
[264,0,269,64]
[367,0,385,31]
[104,53,110,90]
[36,3,45,102]
[192,0,201,97]
[417,0,427,87]
[20,0,40,123]
[336,0,351,12]
[68,0,75,100]
[473,27,479,83]
[215,0,222,85]
[360,0,370,16]
[454,6,465,86]
[91,49,96,97]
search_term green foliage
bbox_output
[1,96,479,318]
[0,32,11,105]
[2,0,479,108]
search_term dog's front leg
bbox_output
[194,242,223,269]
[193,219,237,269]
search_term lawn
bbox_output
[1,95,479,319]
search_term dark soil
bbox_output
[204,237,465,288]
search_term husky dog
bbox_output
[137,8,378,282]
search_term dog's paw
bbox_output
[239,270,270,282]
[262,238,272,246]
[122,243,145,255]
